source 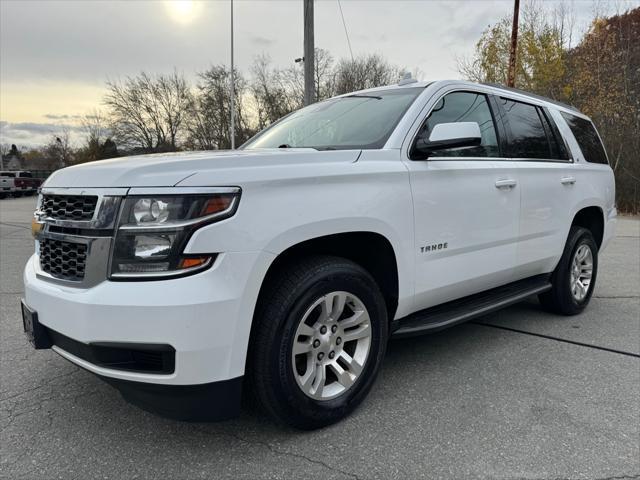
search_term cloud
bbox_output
[43,114,82,120]
[0,121,83,148]
[250,35,275,46]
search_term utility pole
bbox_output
[507,0,520,88]
[230,0,235,149]
[303,0,315,106]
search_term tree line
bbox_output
[99,50,403,154]
[2,50,403,171]
[4,3,638,212]
[461,4,639,213]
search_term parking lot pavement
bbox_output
[1,195,639,480]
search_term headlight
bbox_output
[110,187,240,279]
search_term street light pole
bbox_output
[507,0,520,88]
[230,0,235,149]
[303,0,315,106]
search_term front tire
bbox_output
[539,226,598,315]
[248,255,388,429]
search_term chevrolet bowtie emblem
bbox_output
[31,216,43,238]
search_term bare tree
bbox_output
[104,71,192,152]
[81,110,107,150]
[186,65,251,150]
[250,49,337,131]
[45,127,72,168]
[251,55,299,129]
[334,53,402,94]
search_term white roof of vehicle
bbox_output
[350,79,586,118]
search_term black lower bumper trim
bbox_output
[100,375,243,422]
[45,326,175,374]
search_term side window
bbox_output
[500,98,551,159]
[539,109,570,160]
[418,92,500,158]
[560,112,608,164]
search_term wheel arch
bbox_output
[258,231,401,323]
[571,205,605,249]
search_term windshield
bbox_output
[242,87,423,151]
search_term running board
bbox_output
[392,275,551,338]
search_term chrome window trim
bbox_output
[403,87,504,161]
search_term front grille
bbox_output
[42,194,98,221]
[39,238,87,281]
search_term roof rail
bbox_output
[398,72,418,86]
[481,83,580,112]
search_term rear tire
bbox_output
[247,255,388,430]
[539,226,598,315]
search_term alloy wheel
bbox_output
[291,291,372,400]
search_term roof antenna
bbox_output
[398,71,417,86]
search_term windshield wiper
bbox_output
[277,144,319,150]
[344,94,382,100]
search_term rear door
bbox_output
[496,97,578,278]
[403,89,521,310]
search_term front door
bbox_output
[404,90,521,310]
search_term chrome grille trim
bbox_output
[39,238,88,281]
[35,233,113,288]
[34,188,128,288]
[36,188,128,230]
[41,195,98,221]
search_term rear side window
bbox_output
[560,112,608,164]
[539,109,570,160]
[500,98,551,159]
[417,91,500,158]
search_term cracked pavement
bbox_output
[1,196,639,480]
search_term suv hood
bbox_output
[43,149,361,188]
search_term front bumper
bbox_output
[23,249,274,386]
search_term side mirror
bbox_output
[412,122,482,159]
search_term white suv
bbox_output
[22,80,616,429]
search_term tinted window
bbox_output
[501,98,551,159]
[243,88,423,151]
[417,92,499,157]
[560,112,608,164]
[18,172,32,178]
[539,109,570,160]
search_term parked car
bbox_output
[22,80,616,429]
[0,174,15,198]
[0,171,41,197]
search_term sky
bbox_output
[1,0,637,148]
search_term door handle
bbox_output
[561,176,576,185]
[495,179,517,189]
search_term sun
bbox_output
[164,0,200,25]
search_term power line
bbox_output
[337,0,354,62]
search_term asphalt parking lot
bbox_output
[1,195,638,480]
